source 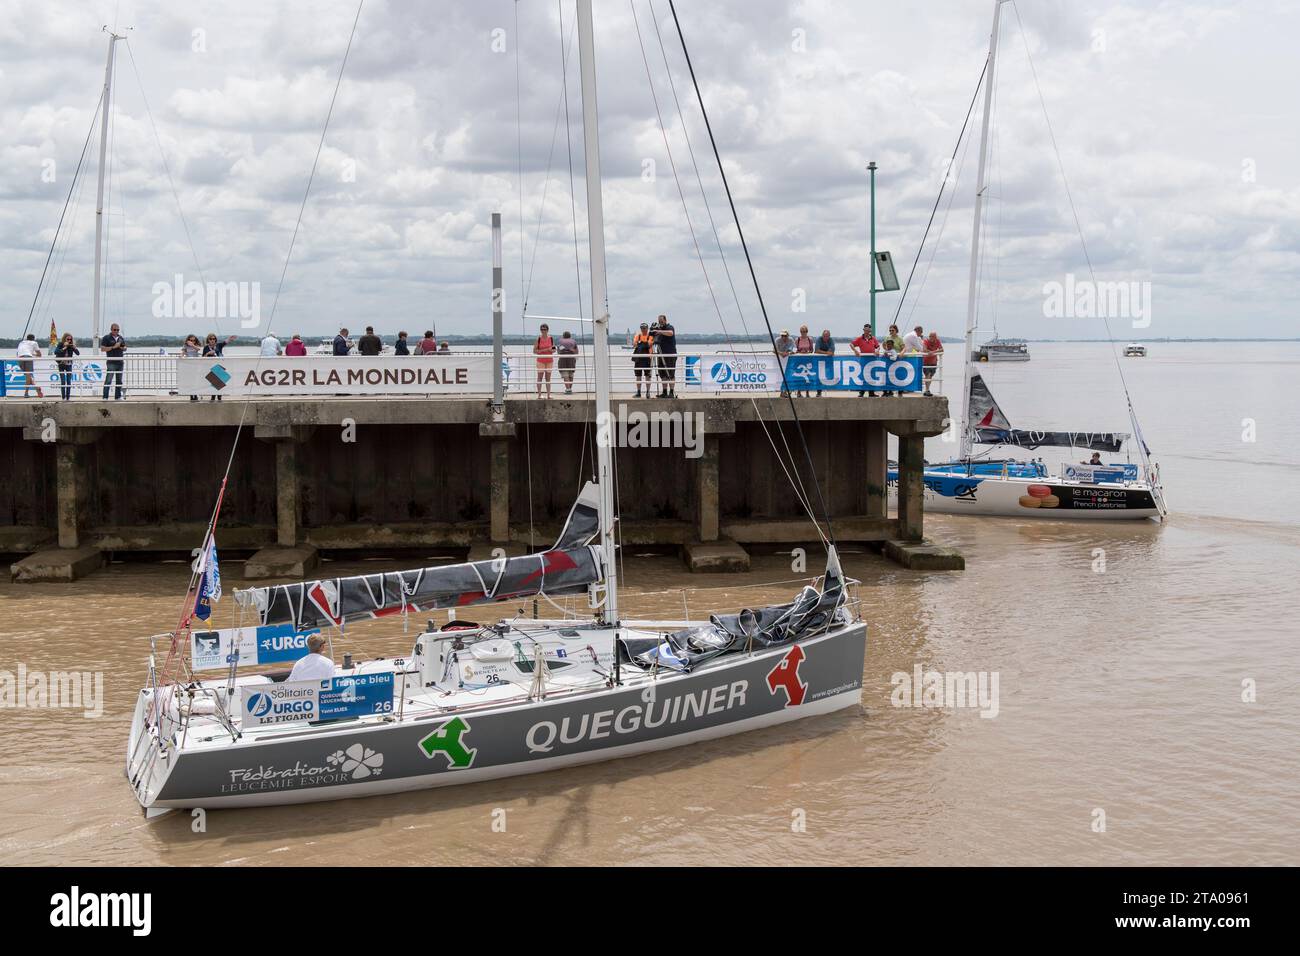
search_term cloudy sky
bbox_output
[1,0,1296,342]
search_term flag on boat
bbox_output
[48,319,58,348]
[193,537,222,622]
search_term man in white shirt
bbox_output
[903,325,925,354]
[287,634,336,682]
[260,333,283,356]
[16,334,44,398]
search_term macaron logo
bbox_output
[246,692,273,718]
[204,364,231,391]
[1018,484,1061,509]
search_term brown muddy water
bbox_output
[1,344,1297,865]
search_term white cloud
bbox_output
[0,0,1296,341]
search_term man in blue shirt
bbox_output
[100,323,126,400]
[652,314,677,398]
[814,329,835,397]
[332,327,351,356]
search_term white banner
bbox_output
[177,356,494,396]
[4,358,105,395]
[684,353,782,392]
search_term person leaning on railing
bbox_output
[922,331,943,396]
[415,330,438,355]
[850,324,879,398]
[201,333,237,402]
[181,334,202,401]
[879,324,906,398]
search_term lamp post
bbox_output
[868,161,877,337]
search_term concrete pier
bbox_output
[1,395,955,578]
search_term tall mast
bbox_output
[575,0,619,625]
[958,0,1004,460]
[92,31,123,345]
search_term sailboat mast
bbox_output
[92,31,122,345]
[959,0,1005,460]
[575,0,619,625]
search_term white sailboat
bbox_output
[890,0,1166,521]
[124,1,866,814]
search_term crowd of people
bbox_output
[775,322,944,397]
[9,315,944,402]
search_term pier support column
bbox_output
[490,438,510,542]
[896,435,924,542]
[55,443,90,549]
[698,435,720,543]
[254,424,315,548]
[22,424,103,546]
[12,425,103,582]
[865,422,888,519]
[275,441,300,547]
[479,422,517,544]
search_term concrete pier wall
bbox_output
[1,395,954,574]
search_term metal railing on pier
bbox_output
[0,350,945,399]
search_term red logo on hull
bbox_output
[766,644,807,707]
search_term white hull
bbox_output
[889,470,1162,520]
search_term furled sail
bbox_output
[619,548,847,672]
[971,428,1127,453]
[234,483,603,630]
[968,372,1127,452]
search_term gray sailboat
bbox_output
[125,0,866,814]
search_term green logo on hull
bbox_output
[417,716,477,769]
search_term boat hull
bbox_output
[132,623,865,810]
[888,469,1160,519]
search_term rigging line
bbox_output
[123,39,207,287]
[515,0,527,313]
[644,0,816,538]
[904,109,975,329]
[38,128,96,331]
[521,22,579,309]
[629,1,729,335]
[34,160,90,332]
[20,88,103,341]
[515,0,534,553]
[560,0,585,327]
[263,0,365,337]
[644,0,821,535]
[667,0,836,547]
[559,0,594,491]
[165,1,366,658]
[1008,2,1138,410]
[648,0,745,333]
[891,58,987,328]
